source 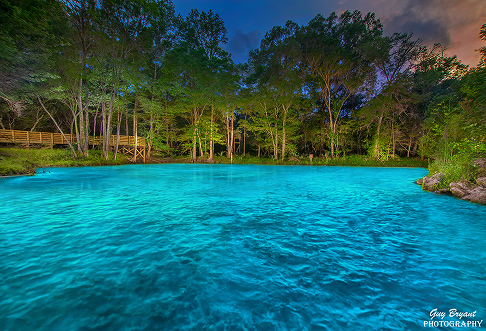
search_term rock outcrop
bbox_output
[450,181,475,198]
[416,158,486,205]
[473,158,486,168]
[476,177,486,186]
[421,173,445,192]
[462,186,486,205]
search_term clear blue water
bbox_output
[1,164,485,331]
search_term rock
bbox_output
[416,177,424,185]
[435,188,451,195]
[476,177,486,186]
[473,158,486,168]
[462,186,486,205]
[450,181,476,198]
[422,173,445,191]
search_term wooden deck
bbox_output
[0,129,147,160]
[0,129,145,147]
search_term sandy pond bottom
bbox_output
[0,164,485,331]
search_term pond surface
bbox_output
[1,164,485,331]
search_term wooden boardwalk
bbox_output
[0,129,146,160]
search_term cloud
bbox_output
[173,0,486,66]
[378,0,486,65]
[383,9,451,46]
[224,30,262,63]
[329,0,486,65]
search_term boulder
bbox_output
[422,173,445,192]
[435,188,451,195]
[476,177,486,186]
[462,186,486,205]
[449,181,476,198]
[473,158,486,168]
[416,177,424,185]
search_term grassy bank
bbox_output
[0,147,428,177]
[425,155,486,189]
[158,154,428,168]
[0,147,131,176]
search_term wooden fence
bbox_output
[0,129,146,147]
[0,129,147,160]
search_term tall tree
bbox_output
[298,11,382,156]
[247,21,303,161]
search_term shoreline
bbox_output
[1,161,429,178]
[0,156,429,178]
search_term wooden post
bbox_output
[41,132,43,144]
[27,131,30,147]
[12,130,15,143]
[51,133,54,149]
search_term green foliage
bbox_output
[1,2,484,173]
[367,133,393,160]
[0,147,130,176]
[428,154,478,189]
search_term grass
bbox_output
[164,153,428,168]
[426,154,486,189]
[0,147,130,176]
[0,147,429,177]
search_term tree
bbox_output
[478,21,486,67]
[166,8,232,162]
[298,11,382,157]
[247,21,303,161]
[359,33,423,158]
[0,0,66,130]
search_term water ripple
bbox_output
[1,164,485,330]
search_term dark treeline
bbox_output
[1,0,485,172]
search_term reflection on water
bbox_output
[1,164,485,330]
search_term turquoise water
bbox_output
[1,164,485,331]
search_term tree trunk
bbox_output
[77,78,88,157]
[92,108,98,149]
[37,95,77,158]
[198,128,204,158]
[226,113,231,158]
[84,108,89,156]
[281,107,287,162]
[101,96,107,157]
[407,136,412,158]
[103,89,115,160]
[192,107,197,162]
[274,137,278,160]
[114,110,121,159]
[243,114,246,156]
[373,106,386,158]
[230,114,234,159]
[148,113,153,159]
[132,98,138,162]
[209,105,214,161]
[125,110,129,135]
[73,108,80,153]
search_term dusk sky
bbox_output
[172,0,486,66]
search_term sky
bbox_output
[172,0,486,66]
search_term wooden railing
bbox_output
[0,129,146,147]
